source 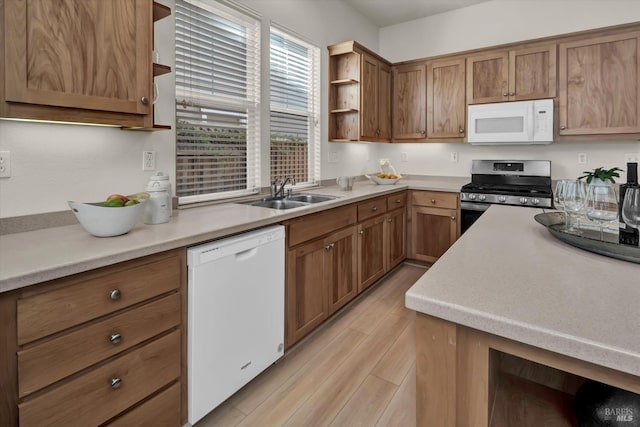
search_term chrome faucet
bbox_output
[272,175,296,198]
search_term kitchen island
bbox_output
[405,205,640,426]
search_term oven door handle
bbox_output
[461,201,490,212]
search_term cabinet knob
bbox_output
[109,333,122,345]
[141,96,150,105]
[387,218,392,223]
[359,230,364,235]
[421,130,426,136]
[110,377,122,390]
[395,199,401,204]
[502,92,508,97]
[371,206,377,211]
[109,289,121,301]
[560,125,566,130]
[509,92,515,96]
[459,127,464,134]
[431,199,436,204]
[451,216,456,221]
[324,243,335,250]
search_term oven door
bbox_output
[461,201,489,234]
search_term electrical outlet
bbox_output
[328,151,339,164]
[450,152,459,163]
[400,152,408,162]
[624,152,640,163]
[143,151,156,171]
[0,151,11,178]
[577,152,587,164]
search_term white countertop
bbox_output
[0,176,468,293]
[405,204,640,377]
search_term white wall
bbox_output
[376,0,640,182]
[0,0,379,218]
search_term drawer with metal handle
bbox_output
[19,330,180,427]
[18,293,181,397]
[16,251,182,345]
[357,197,388,221]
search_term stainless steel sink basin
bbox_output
[239,193,337,210]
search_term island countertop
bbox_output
[0,175,468,293]
[405,204,640,377]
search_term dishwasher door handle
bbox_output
[235,247,259,262]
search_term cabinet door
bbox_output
[392,63,427,140]
[386,208,407,271]
[559,32,640,135]
[325,227,358,315]
[4,0,152,117]
[466,51,509,104]
[378,61,392,140]
[361,53,380,140]
[509,45,557,101]
[427,58,466,139]
[410,206,458,264]
[357,215,386,293]
[286,239,328,347]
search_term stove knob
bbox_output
[498,196,507,203]
[469,194,477,200]
[478,194,486,201]
[532,199,540,205]
[519,197,528,204]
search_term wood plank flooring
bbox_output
[195,263,427,427]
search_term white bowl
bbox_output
[370,175,402,185]
[69,200,146,237]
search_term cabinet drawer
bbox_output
[386,192,407,211]
[18,293,181,397]
[17,251,182,345]
[19,330,180,427]
[107,382,181,427]
[287,205,357,247]
[357,197,387,221]
[411,191,458,209]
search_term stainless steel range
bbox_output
[460,160,552,234]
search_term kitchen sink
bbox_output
[239,193,337,210]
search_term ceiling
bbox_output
[342,0,492,27]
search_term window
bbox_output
[175,0,261,204]
[270,27,321,187]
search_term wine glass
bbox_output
[563,180,587,233]
[586,183,619,241]
[622,187,640,237]
[554,179,570,227]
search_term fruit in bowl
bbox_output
[370,173,402,185]
[69,193,149,237]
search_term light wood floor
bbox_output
[195,263,428,427]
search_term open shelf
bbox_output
[330,108,359,114]
[330,78,359,85]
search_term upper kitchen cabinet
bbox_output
[466,45,556,104]
[328,41,391,142]
[558,31,640,137]
[427,58,466,140]
[392,62,427,141]
[1,0,167,129]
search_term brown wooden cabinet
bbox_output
[558,31,640,136]
[1,0,170,129]
[0,249,186,427]
[409,191,459,263]
[357,209,387,293]
[328,42,391,142]
[466,45,556,104]
[386,196,407,270]
[427,58,466,140]
[392,63,427,140]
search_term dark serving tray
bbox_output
[534,212,640,264]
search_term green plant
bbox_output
[578,166,623,184]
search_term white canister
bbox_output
[148,172,172,216]
[143,181,171,225]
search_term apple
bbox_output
[106,194,129,204]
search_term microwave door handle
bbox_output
[527,104,535,140]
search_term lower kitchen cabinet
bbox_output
[0,249,187,427]
[386,203,407,270]
[357,214,387,293]
[409,191,459,263]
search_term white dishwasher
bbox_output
[187,225,285,425]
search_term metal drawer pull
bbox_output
[431,199,436,204]
[459,128,464,133]
[372,206,377,211]
[451,216,456,221]
[395,199,401,203]
[109,333,122,345]
[502,92,508,96]
[359,230,364,235]
[110,377,122,390]
[387,218,393,223]
[560,125,566,130]
[109,289,121,301]
[509,92,515,96]
[141,96,149,105]
[324,243,335,250]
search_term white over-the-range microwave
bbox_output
[467,99,554,145]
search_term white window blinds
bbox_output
[270,27,321,186]
[175,0,261,204]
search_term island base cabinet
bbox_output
[415,313,640,427]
